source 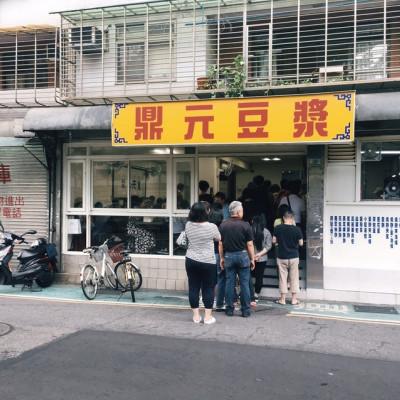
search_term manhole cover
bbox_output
[353,305,398,315]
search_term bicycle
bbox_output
[110,244,142,303]
[80,239,118,300]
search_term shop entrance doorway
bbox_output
[198,146,308,292]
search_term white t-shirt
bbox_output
[279,194,305,224]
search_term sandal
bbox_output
[291,300,301,306]
[275,300,286,305]
[193,316,202,323]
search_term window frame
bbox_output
[116,20,176,84]
[357,138,400,202]
[63,143,196,254]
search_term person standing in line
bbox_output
[272,210,303,306]
[214,191,230,221]
[251,215,273,302]
[278,180,306,229]
[198,180,214,204]
[185,202,221,324]
[219,201,255,317]
[208,203,225,311]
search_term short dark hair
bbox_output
[209,203,223,226]
[283,210,295,219]
[188,202,208,222]
[253,175,264,186]
[214,191,226,200]
[269,184,280,193]
[278,204,291,218]
[199,180,209,192]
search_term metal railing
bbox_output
[1,1,399,107]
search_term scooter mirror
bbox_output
[25,230,37,235]
[0,220,4,231]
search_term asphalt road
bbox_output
[0,297,400,399]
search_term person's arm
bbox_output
[298,238,304,247]
[246,240,255,270]
[218,240,225,270]
[265,229,273,252]
[272,235,277,245]
[254,248,267,261]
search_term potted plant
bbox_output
[197,64,222,90]
[219,54,246,98]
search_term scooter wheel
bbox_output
[36,269,56,288]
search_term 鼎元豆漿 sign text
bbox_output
[112,92,354,146]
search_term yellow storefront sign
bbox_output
[112,91,354,146]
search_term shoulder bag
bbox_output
[176,230,188,249]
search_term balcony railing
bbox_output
[1,1,400,107]
[0,25,60,108]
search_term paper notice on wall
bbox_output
[67,218,82,234]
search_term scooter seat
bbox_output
[17,247,44,261]
[11,265,42,279]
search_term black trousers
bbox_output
[185,257,216,309]
[251,260,267,294]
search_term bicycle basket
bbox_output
[108,243,124,263]
[92,248,104,263]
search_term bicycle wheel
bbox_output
[104,260,118,290]
[80,264,98,300]
[127,265,136,303]
[129,263,142,291]
[114,262,142,291]
[114,261,128,290]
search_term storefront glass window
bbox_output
[175,160,192,210]
[90,215,169,254]
[93,161,128,208]
[173,216,188,256]
[65,144,195,254]
[361,141,400,200]
[129,160,167,209]
[69,162,84,209]
[67,215,86,251]
[67,147,87,156]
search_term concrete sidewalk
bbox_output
[0,283,399,325]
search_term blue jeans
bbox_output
[215,253,226,308]
[224,251,251,313]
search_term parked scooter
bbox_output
[0,220,58,290]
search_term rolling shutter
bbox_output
[0,140,49,264]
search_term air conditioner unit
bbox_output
[69,26,103,54]
[318,65,344,82]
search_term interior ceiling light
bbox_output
[272,157,281,161]
[152,148,170,154]
[262,157,271,161]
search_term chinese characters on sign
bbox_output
[0,165,25,219]
[330,215,399,248]
[0,164,11,184]
[112,92,354,146]
[135,106,163,140]
[293,99,328,137]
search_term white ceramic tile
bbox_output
[324,267,359,291]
